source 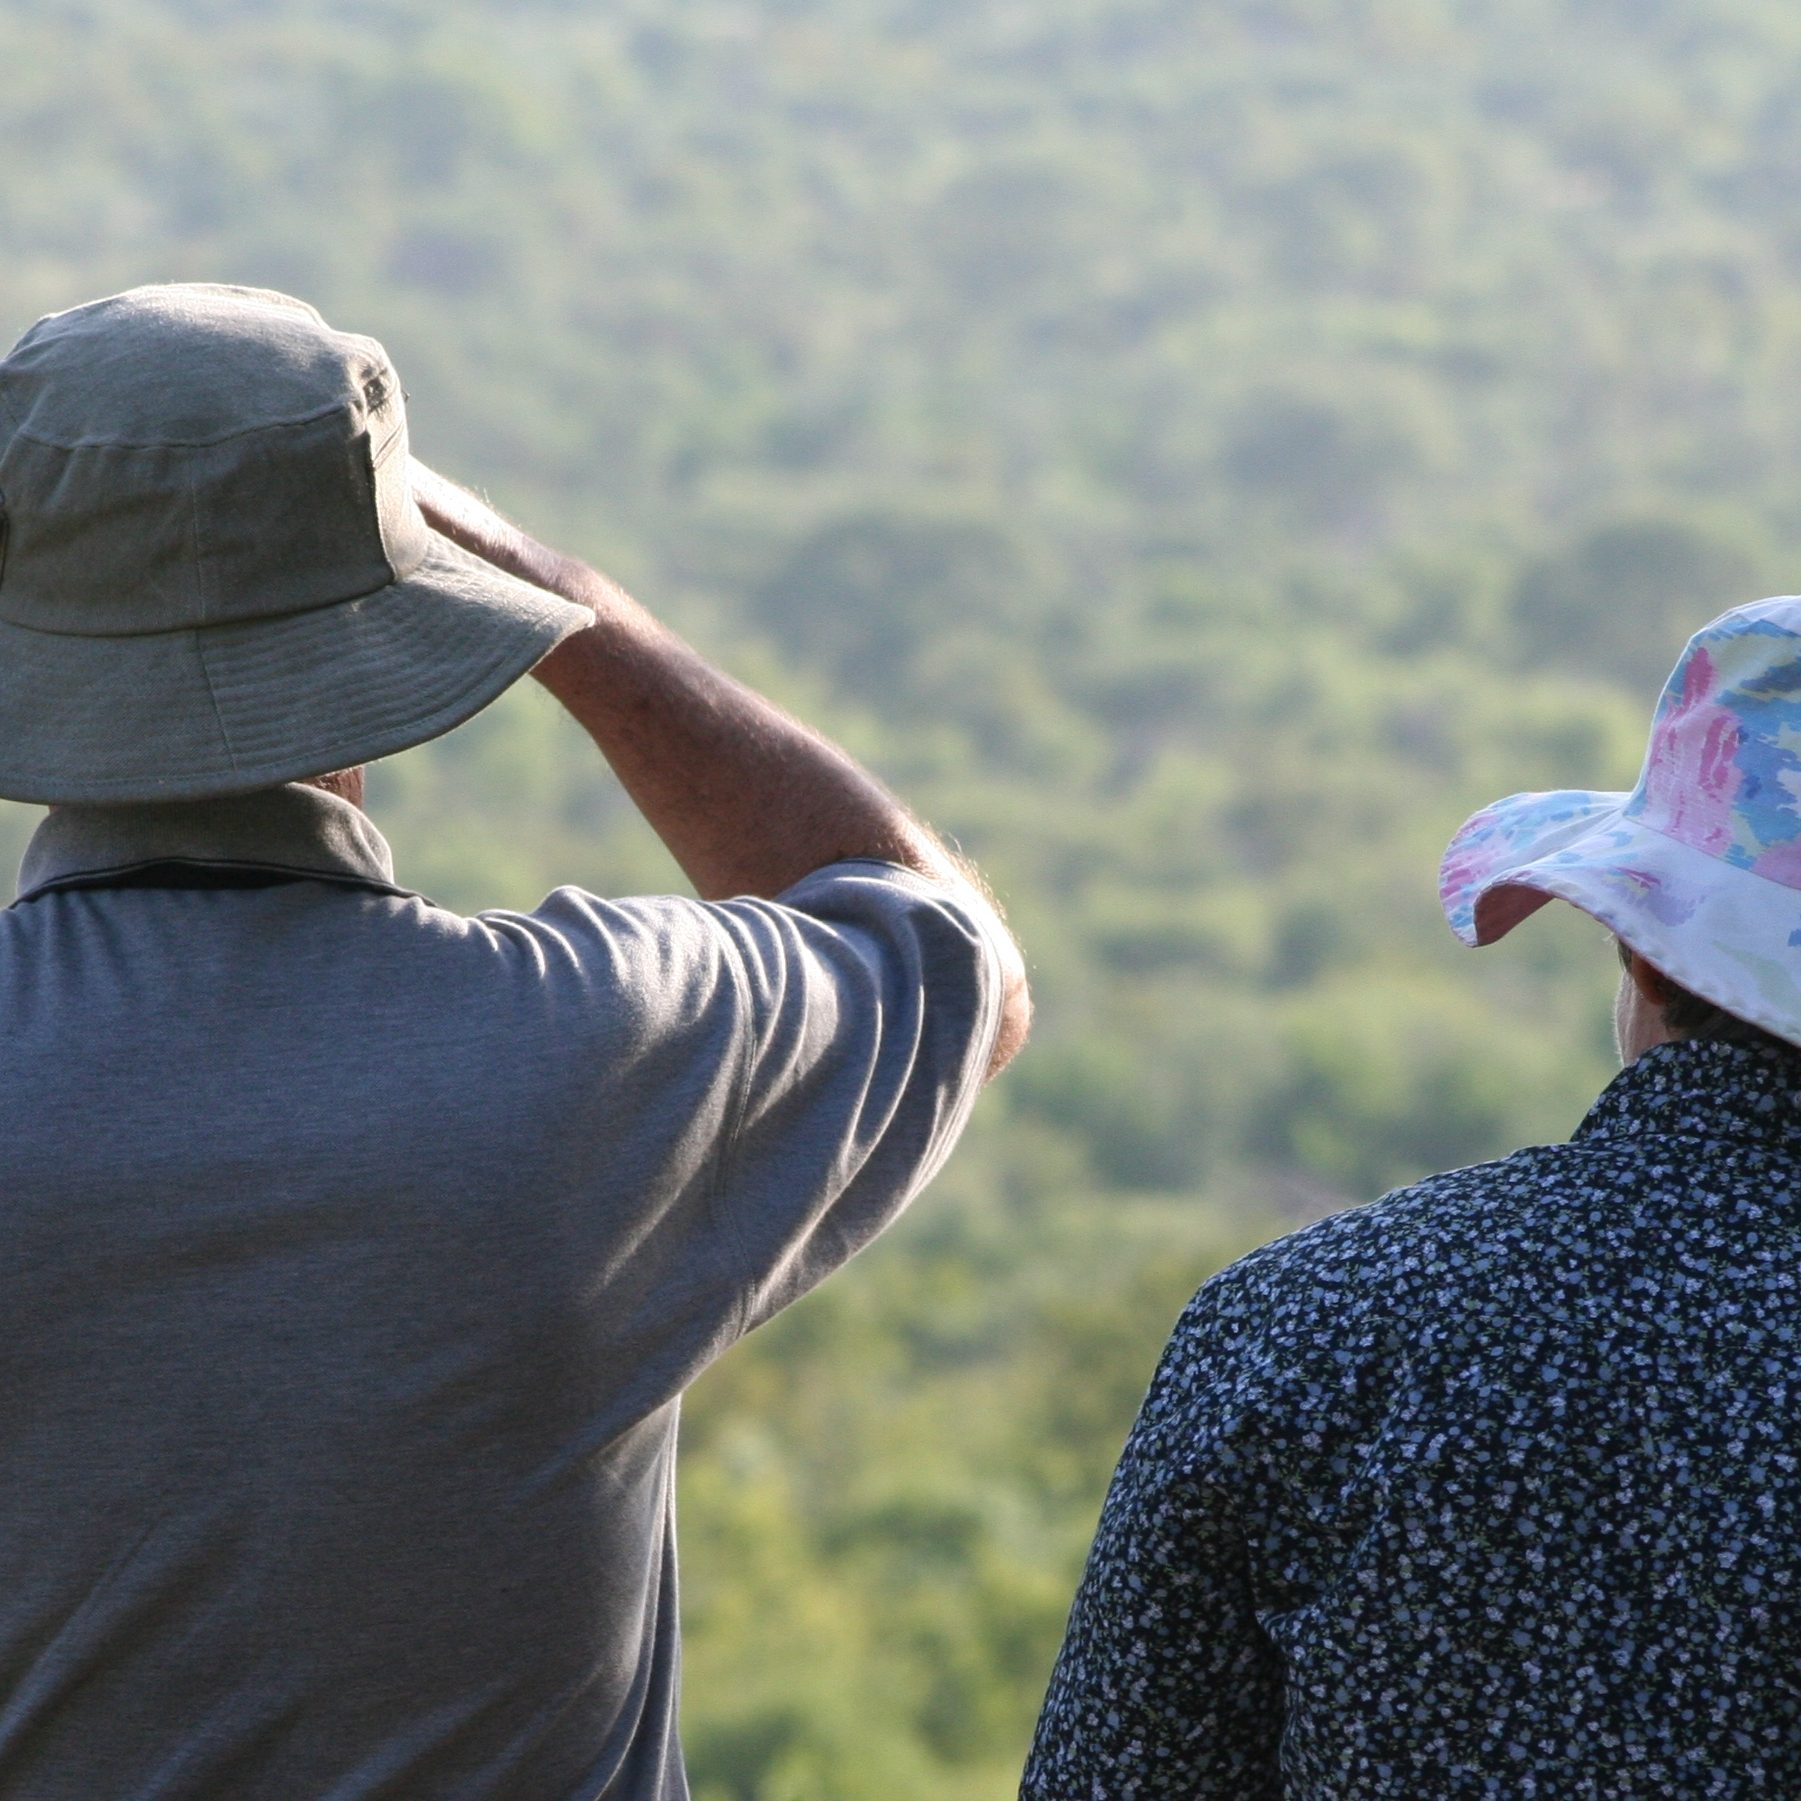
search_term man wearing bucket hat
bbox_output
[1022,603,1801,1797]
[0,283,1028,1800]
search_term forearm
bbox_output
[411,462,1029,1070]
[533,579,962,899]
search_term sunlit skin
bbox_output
[124,472,1029,1078]
[1615,949,1683,1065]
[405,462,1035,1076]
[277,465,1032,1080]
[302,767,364,808]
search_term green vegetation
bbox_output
[5,0,1792,1789]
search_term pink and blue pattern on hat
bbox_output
[1441,598,1801,1047]
[1634,610,1801,877]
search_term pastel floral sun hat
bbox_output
[1441,596,1801,1046]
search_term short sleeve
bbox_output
[464,859,1000,1414]
[708,858,1005,1333]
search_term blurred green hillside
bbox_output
[6,0,1797,1791]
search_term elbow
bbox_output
[983,935,1032,1080]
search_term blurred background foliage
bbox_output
[6,0,1797,1791]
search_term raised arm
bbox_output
[411,460,1030,1077]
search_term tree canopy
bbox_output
[4,0,1791,1789]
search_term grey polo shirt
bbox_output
[0,784,1002,1801]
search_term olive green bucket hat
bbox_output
[0,283,591,803]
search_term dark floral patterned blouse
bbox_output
[1022,1038,1801,1799]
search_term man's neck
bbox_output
[300,767,365,810]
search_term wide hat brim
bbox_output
[1441,788,1801,1047]
[0,531,592,804]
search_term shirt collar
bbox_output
[1574,1036,1801,1151]
[14,783,411,903]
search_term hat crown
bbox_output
[1626,601,1801,891]
[2,286,363,447]
[1440,594,1801,1049]
[0,284,428,638]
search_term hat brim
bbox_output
[0,532,592,804]
[1442,789,1801,1047]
